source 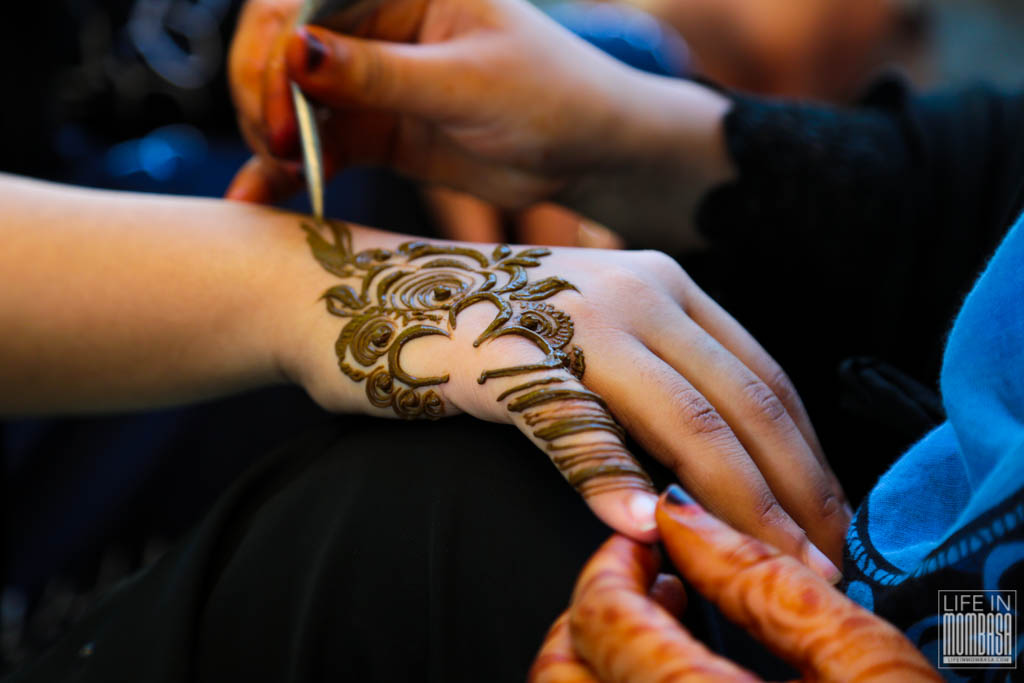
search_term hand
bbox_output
[281,219,849,566]
[529,486,940,682]
[225,0,652,205]
[226,0,733,247]
[424,187,625,249]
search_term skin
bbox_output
[529,491,942,682]
[226,0,734,252]
[427,0,913,247]
[1,173,844,551]
[300,216,651,495]
[226,0,852,576]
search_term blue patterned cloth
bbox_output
[843,211,1024,679]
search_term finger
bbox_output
[263,24,300,158]
[640,304,848,567]
[528,612,600,683]
[517,204,588,248]
[569,535,759,682]
[496,367,659,542]
[286,26,465,119]
[584,336,838,581]
[228,0,297,149]
[575,218,625,250]
[657,487,942,681]
[225,155,303,204]
[682,284,847,504]
[424,187,506,243]
[455,300,658,541]
[648,573,686,620]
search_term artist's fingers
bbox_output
[515,204,588,248]
[528,612,600,683]
[528,573,684,683]
[657,487,942,681]
[569,535,758,682]
[584,335,837,581]
[229,0,294,135]
[225,155,303,203]
[575,218,625,249]
[262,24,301,157]
[228,0,302,159]
[648,573,686,620]
[226,115,357,202]
[424,187,506,243]
[286,26,467,119]
[639,304,847,569]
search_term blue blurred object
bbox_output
[105,125,208,182]
[547,1,690,78]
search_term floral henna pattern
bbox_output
[304,219,652,495]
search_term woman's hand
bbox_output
[0,174,843,564]
[226,0,733,247]
[529,486,940,682]
[281,219,848,569]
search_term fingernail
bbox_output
[665,483,697,507]
[301,28,327,72]
[628,492,658,532]
[805,543,843,585]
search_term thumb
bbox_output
[656,486,941,681]
[225,155,303,204]
[286,26,462,119]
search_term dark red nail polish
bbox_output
[302,29,327,72]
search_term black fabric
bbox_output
[689,76,1024,505]
[5,57,1024,682]
[2,417,792,683]
[837,356,945,441]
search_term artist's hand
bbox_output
[424,188,625,249]
[281,220,847,569]
[529,487,940,683]
[226,0,732,246]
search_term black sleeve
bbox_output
[691,76,1024,379]
[682,78,1024,490]
[697,75,1024,292]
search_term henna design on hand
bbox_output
[303,219,651,495]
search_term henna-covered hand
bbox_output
[299,217,651,502]
[292,218,660,536]
[288,220,848,564]
[529,488,941,682]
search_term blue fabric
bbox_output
[843,211,1024,677]
[547,2,690,78]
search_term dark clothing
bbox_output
[694,76,1024,503]
[6,76,1024,681]
[5,418,785,682]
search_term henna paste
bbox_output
[495,377,567,402]
[303,218,651,495]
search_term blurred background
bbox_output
[2,0,1023,673]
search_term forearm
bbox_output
[557,73,736,252]
[0,174,332,414]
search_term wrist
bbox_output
[267,218,419,416]
[557,74,735,249]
